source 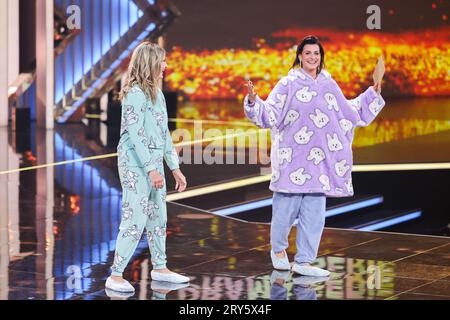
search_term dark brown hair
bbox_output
[292,35,325,74]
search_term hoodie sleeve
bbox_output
[333,80,386,127]
[122,89,163,174]
[243,78,289,128]
[347,86,386,127]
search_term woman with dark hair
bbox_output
[243,35,384,277]
[292,35,326,73]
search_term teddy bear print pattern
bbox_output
[120,168,139,193]
[284,110,300,126]
[289,168,312,186]
[369,98,384,116]
[294,126,314,145]
[319,174,331,191]
[339,119,353,135]
[327,133,343,151]
[324,93,340,112]
[122,224,142,241]
[278,148,293,165]
[309,109,330,129]
[140,196,160,220]
[111,252,126,273]
[121,202,134,221]
[120,105,139,137]
[146,226,166,254]
[243,68,386,197]
[267,93,287,110]
[295,86,317,103]
[138,127,157,150]
[307,147,326,165]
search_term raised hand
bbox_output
[245,79,257,104]
[372,81,382,94]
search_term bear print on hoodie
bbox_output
[244,68,385,197]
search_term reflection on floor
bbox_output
[1,157,449,300]
[2,197,450,300]
[1,96,450,300]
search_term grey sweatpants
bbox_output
[271,192,326,264]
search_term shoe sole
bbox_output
[105,284,135,293]
[272,266,291,271]
[151,274,189,284]
[292,270,330,277]
[105,288,135,298]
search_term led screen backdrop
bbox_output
[164,0,449,101]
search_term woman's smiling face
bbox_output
[300,44,321,72]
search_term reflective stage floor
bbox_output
[1,161,449,300]
[1,96,450,300]
[2,198,450,300]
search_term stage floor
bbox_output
[1,97,450,300]
[2,197,450,300]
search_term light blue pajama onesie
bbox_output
[111,85,179,276]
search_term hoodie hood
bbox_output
[287,67,332,83]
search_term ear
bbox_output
[333,133,338,139]
[312,91,317,96]
[326,134,331,139]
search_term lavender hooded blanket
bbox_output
[244,68,386,197]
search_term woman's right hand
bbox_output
[149,170,164,189]
[245,79,256,104]
[372,81,382,94]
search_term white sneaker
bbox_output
[105,276,135,293]
[291,263,331,277]
[151,270,190,284]
[270,250,291,270]
[293,275,330,286]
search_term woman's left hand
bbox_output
[245,80,257,104]
[172,169,187,193]
[373,81,382,94]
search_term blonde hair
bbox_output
[120,42,165,104]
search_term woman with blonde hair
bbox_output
[106,42,189,293]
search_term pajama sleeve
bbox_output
[243,78,289,128]
[159,92,180,171]
[345,86,386,127]
[164,128,180,171]
[123,90,162,174]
